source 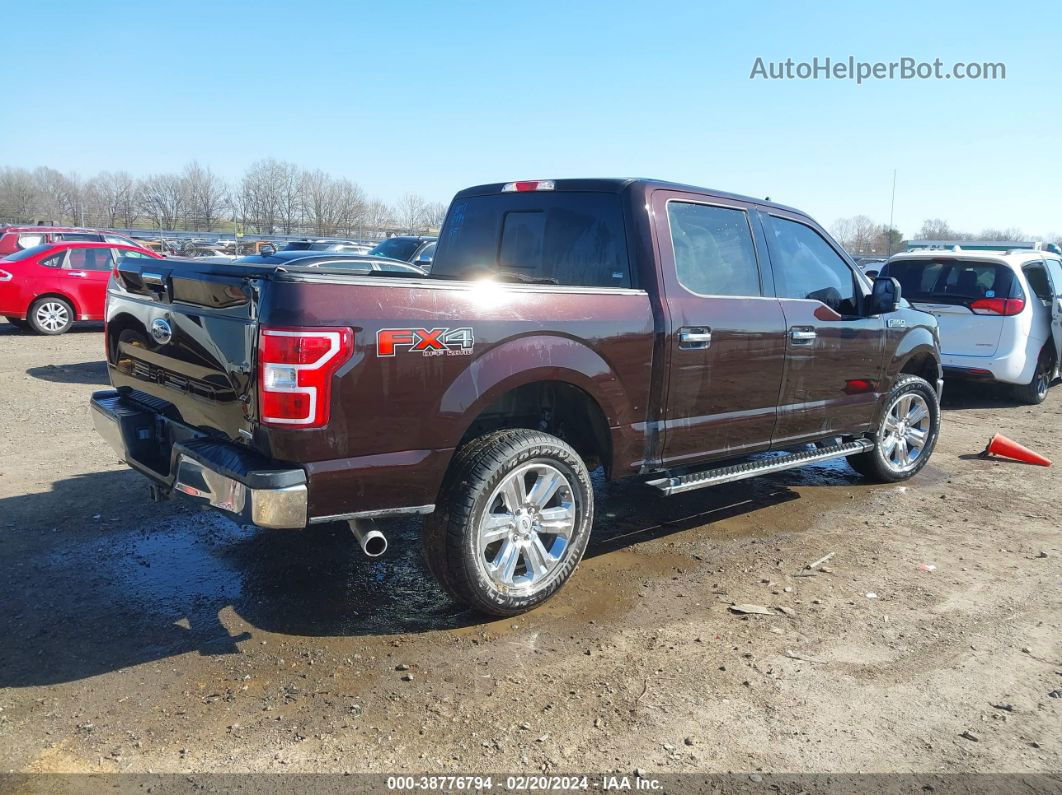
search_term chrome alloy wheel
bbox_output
[880,392,931,472]
[476,463,577,595]
[35,301,70,332]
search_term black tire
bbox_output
[848,374,941,483]
[423,429,594,616]
[1011,350,1052,405]
[27,297,74,335]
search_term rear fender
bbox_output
[438,333,629,454]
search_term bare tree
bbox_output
[85,171,139,228]
[363,199,394,238]
[976,227,1025,241]
[238,158,300,234]
[34,167,82,225]
[831,215,880,253]
[421,201,448,231]
[300,169,363,236]
[0,167,42,223]
[397,192,426,234]
[830,217,857,248]
[916,218,957,240]
[276,161,303,234]
[139,173,188,230]
[334,178,367,236]
[183,161,229,231]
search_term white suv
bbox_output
[881,248,1062,404]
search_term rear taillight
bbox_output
[970,298,1025,316]
[258,327,354,428]
[0,269,12,282]
[501,180,555,192]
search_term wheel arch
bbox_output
[28,291,81,319]
[438,334,628,475]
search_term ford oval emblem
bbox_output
[150,318,173,345]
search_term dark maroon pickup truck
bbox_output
[91,178,942,615]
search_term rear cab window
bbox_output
[433,192,631,288]
[881,258,1023,307]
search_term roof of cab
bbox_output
[452,178,808,217]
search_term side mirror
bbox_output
[869,277,901,315]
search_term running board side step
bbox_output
[646,439,875,496]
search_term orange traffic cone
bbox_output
[980,434,1052,467]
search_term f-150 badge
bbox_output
[377,327,475,357]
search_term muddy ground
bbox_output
[0,322,1059,778]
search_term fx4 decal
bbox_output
[377,327,475,357]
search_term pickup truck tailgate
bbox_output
[106,257,263,440]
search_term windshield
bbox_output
[881,258,1021,305]
[370,238,421,261]
[3,244,53,262]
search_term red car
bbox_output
[0,241,162,334]
[0,226,139,258]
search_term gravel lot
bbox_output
[0,323,1060,777]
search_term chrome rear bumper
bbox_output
[91,389,307,529]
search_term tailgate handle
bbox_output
[142,272,165,285]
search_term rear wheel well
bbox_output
[458,381,612,475]
[899,352,939,385]
[28,292,78,318]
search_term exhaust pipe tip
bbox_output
[348,519,388,557]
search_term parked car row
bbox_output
[1,226,1058,412]
[0,231,428,334]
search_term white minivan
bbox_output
[880,248,1062,404]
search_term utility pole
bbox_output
[887,169,897,257]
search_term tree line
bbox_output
[0,160,449,238]
[831,215,1061,256]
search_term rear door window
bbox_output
[68,248,115,271]
[434,192,630,288]
[667,202,761,296]
[881,258,1022,305]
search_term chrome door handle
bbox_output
[679,327,712,349]
[789,328,817,345]
[69,271,87,278]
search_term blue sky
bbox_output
[1,0,1059,236]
